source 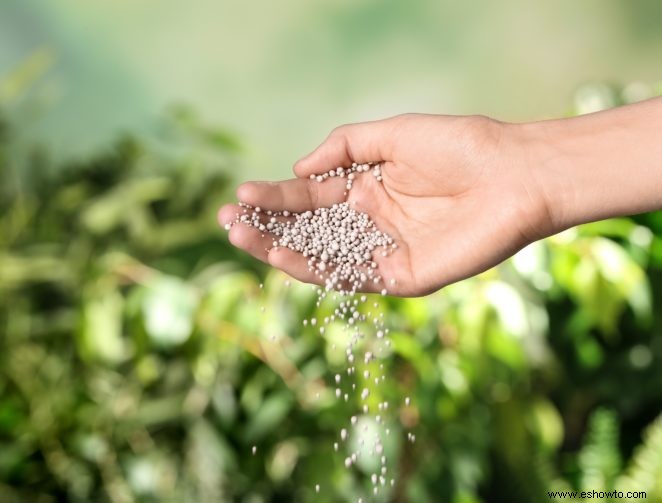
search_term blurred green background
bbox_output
[1,1,662,502]
[3,0,662,179]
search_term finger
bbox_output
[219,204,276,262]
[217,203,242,227]
[236,177,347,212]
[267,246,323,286]
[219,203,296,229]
[227,223,275,263]
[293,117,401,179]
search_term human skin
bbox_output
[218,97,662,297]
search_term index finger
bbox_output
[236,176,348,212]
[293,117,401,179]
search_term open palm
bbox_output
[219,114,549,296]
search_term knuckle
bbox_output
[329,124,349,139]
[395,112,416,122]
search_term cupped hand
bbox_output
[219,114,552,296]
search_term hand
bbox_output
[218,114,551,296]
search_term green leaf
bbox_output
[243,391,293,442]
[527,400,564,452]
[578,408,621,492]
[142,275,198,347]
[79,287,126,364]
[390,331,437,383]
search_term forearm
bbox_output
[521,97,662,233]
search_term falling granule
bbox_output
[315,484,320,493]
[251,446,257,455]
[228,162,404,494]
[405,396,411,407]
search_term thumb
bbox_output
[293,116,402,178]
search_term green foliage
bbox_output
[1,102,662,502]
[617,414,662,501]
[577,409,622,493]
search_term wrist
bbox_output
[497,120,568,242]
[514,119,578,236]
[514,98,662,236]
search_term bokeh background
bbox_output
[1,1,662,502]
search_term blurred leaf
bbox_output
[573,83,619,115]
[141,275,198,347]
[575,336,604,368]
[617,414,662,499]
[80,177,171,235]
[204,272,257,321]
[211,381,237,428]
[527,400,564,452]
[79,287,126,364]
[390,331,437,384]
[578,408,621,492]
[267,440,300,482]
[0,48,54,105]
[186,418,236,501]
[243,391,293,442]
